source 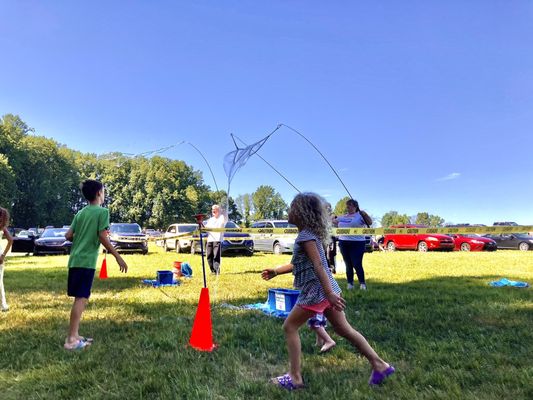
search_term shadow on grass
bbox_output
[2,270,532,399]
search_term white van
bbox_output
[164,223,198,253]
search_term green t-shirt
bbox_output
[67,205,110,269]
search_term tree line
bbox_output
[1,114,446,229]
[0,114,292,229]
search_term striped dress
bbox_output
[291,230,341,306]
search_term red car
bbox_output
[384,224,454,252]
[448,234,497,252]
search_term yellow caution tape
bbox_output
[145,225,532,243]
[203,225,533,235]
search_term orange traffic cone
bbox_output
[188,288,216,351]
[99,255,108,279]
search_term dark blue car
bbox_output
[191,221,254,256]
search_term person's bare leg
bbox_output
[65,297,89,348]
[324,308,389,372]
[314,326,336,352]
[274,306,314,385]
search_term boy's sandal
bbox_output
[369,365,395,386]
[64,339,90,351]
[80,336,94,343]
[271,374,305,391]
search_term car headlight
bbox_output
[471,240,484,244]
[426,237,439,241]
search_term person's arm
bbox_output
[302,240,345,311]
[65,228,74,241]
[98,230,128,273]
[261,263,293,281]
[360,210,372,227]
[0,228,13,264]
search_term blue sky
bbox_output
[1,1,532,225]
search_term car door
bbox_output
[252,222,266,251]
[264,222,276,252]
[11,234,36,253]
[165,226,177,249]
[499,234,516,249]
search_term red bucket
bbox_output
[173,261,182,277]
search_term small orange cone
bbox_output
[99,255,108,279]
[188,288,216,351]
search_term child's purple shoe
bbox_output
[369,365,395,386]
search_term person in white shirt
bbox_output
[205,204,227,274]
[333,199,372,290]
[0,207,14,311]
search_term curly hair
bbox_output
[0,207,10,230]
[290,192,331,248]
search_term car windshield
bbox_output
[273,222,296,228]
[179,225,197,233]
[41,228,68,238]
[514,233,532,239]
[111,224,142,234]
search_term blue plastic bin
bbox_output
[157,270,173,285]
[267,288,300,312]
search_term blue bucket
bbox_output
[267,288,300,312]
[157,270,173,285]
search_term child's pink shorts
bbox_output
[299,299,332,313]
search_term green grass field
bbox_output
[1,245,532,399]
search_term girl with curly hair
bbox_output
[0,207,14,311]
[262,193,394,391]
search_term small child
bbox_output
[308,313,336,353]
[63,180,128,350]
[0,207,14,312]
[262,192,394,391]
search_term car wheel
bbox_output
[518,242,530,251]
[273,243,282,255]
[142,250,148,255]
[175,241,182,253]
[460,243,471,252]
[386,241,396,251]
[417,241,428,252]
[245,250,254,257]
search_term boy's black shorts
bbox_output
[67,268,96,299]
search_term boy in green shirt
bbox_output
[64,180,128,350]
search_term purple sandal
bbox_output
[271,373,305,391]
[369,365,395,386]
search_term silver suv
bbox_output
[164,223,197,253]
[251,220,297,254]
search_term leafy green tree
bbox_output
[252,185,287,220]
[333,196,350,216]
[235,193,253,227]
[0,155,17,209]
[209,190,241,222]
[428,214,445,227]
[381,211,410,227]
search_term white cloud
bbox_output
[436,172,461,182]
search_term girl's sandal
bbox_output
[369,365,395,386]
[271,373,305,391]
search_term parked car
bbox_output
[191,221,254,256]
[251,220,297,254]
[484,233,533,251]
[383,224,454,252]
[144,229,162,239]
[34,228,72,255]
[163,223,198,253]
[108,223,148,254]
[448,234,497,252]
[11,230,38,254]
